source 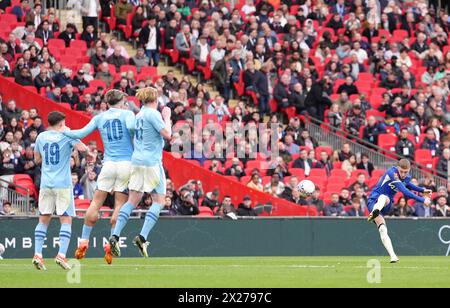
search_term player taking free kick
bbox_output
[367,159,432,263]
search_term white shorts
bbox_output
[97,161,132,193]
[38,188,75,217]
[128,164,166,194]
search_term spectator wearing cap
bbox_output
[130,48,150,74]
[237,195,258,217]
[58,23,77,47]
[345,102,366,137]
[175,187,200,216]
[192,35,210,67]
[139,15,161,67]
[72,70,89,92]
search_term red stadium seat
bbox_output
[290,168,305,179]
[415,149,433,169]
[308,168,327,178]
[378,134,398,152]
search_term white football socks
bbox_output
[379,224,397,260]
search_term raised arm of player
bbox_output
[63,118,98,140]
[160,106,172,140]
[125,111,136,140]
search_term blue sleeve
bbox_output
[35,135,42,154]
[148,110,165,133]
[406,182,425,193]
[63,118,98,140]
[393,181,425,203]
[125,111,136,137]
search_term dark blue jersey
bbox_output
[370,166,425,203]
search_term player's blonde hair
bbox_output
[398,159,411,170]
[136,87,158,104]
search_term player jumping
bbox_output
[367,159,432,263]
[32,111,89,270]
[63,90,135,264]
[109,87,172,258]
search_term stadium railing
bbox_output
[0,178,32,215]
[305,117,448,188]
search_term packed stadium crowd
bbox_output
[1,0,450,218]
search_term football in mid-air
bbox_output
[297,180,316,196]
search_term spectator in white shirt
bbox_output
[350,41,367,64]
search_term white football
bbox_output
[297,180,316,196]
[0,243,5,257]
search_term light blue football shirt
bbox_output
[35,130,80,189]
[63,108,135,162]
[132,106,165,166]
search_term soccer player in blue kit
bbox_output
[32,111,89,270]
[109,87,172,258]
[63,90,135,264]
[367,159,432,263]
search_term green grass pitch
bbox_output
[1,257,450,288]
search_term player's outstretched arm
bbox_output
[63,118,98,140]
[406,182,425,193]
[125,111,136,140]
[394,181,425,203]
